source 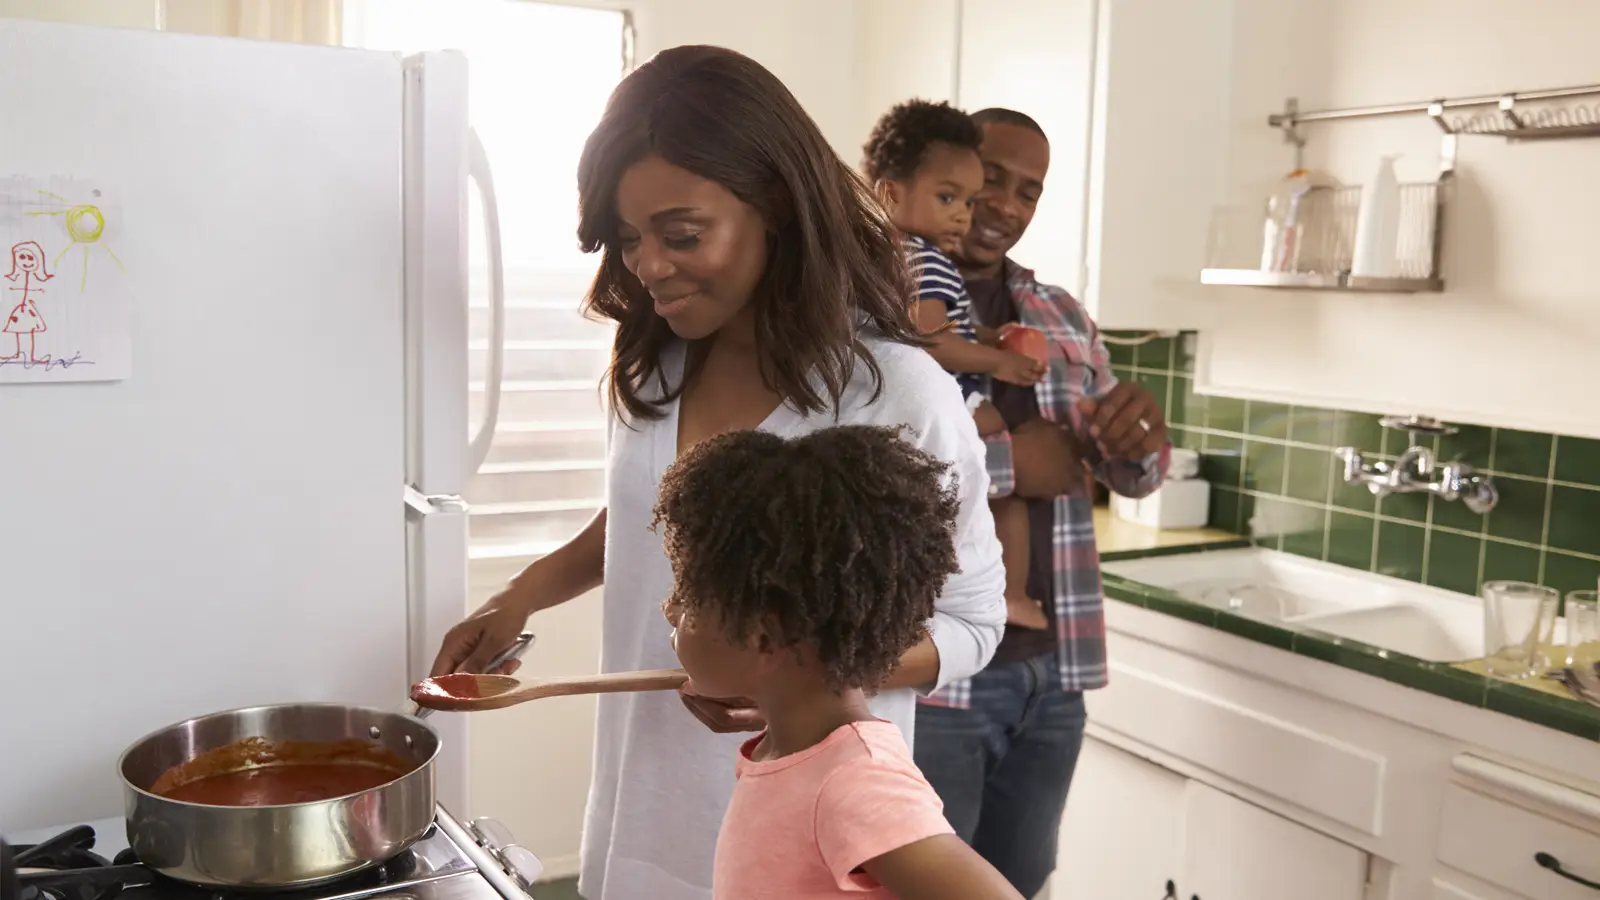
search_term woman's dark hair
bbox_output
[652,425,960,692]
[861,99,984,184]
[577,45,921,422]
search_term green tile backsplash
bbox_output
[1108,331,1600,602]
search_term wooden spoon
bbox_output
[410,668,690,712]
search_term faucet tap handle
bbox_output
[1443,461,1499,514]
[1333,446,1364,483]
[1398,443,1435,476]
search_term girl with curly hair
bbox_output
[654,425,1023,900]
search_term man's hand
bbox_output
[1010,418,1089,499]
[1078,382,1168,462]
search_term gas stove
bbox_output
[4,807,541,900]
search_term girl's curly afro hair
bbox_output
[652,424,961,692]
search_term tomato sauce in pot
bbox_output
[149,737,413,807]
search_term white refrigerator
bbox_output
[0,18,505,831]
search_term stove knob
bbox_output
[498,844,545,893]
[2,840,17,900]
[468,818,544,892]
[469,817,517,852]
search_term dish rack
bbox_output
[1203,181,1443,293]
[1202,82,1600,294]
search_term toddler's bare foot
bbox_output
[1005,594,1049,630]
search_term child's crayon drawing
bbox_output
[0,176,129,383]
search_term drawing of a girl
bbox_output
[5,240,53,364]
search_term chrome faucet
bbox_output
[1333,416,1498,514]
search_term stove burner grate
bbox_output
[13,825,461,900]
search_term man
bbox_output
[913,107,1172,897]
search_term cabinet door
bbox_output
[1180,781,1368,900]
[1432,873,1532,900]
[1055,737,1188,900]
[956,0,1096,299]
[1086,0,1233,331]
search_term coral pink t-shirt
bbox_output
[712,720,955,899]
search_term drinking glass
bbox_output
[1564,590,1600,669]
[1481,581,1559,678]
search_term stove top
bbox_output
[6,808,540,900]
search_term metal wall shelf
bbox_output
[1270,83,1600,147]
[1199,269,1443,294]
[1202,81,1600,295]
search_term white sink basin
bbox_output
[1104,548,1488,662]
[1293,604,1484,662]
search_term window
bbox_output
[346,0,626,560]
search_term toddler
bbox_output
[653,426,1025,900]
[862,99,1048,630]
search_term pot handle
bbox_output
[480,631,537,674]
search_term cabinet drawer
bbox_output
[1438,780,1600,900]
[1093,660,1387,836]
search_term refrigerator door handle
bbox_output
[465,126,506,477]
[405,484,469,517]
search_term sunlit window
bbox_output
[346,0,625,560]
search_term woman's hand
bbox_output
[679,682,766,733]
[429,588,535,677]
[991,351,1047,387]
[429,508,608,678]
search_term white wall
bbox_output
[0,0,157,27]
[1199,0,1600,439]
[629,0,864,162]
[466,562,604,879]
[851,0,960,159]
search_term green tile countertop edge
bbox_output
[1100,561,1600,743]
[1100,539,1253,563]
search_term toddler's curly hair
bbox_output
[861,99,983,184]
[652,425,961,692]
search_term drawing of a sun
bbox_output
[28,189,124,290]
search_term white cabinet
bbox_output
[1180,780,1369,900]
[1431,875,1533,900]
[1080,590,1600,900]
[1435,779,1600,900]
[955,0,1233,330]
[1056,738,1370,900]
[1056,736,1188,900]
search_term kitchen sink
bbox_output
[1291,603,1484,662]
[1104,548,1487,662]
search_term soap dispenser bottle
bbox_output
[1351,155,1401,279]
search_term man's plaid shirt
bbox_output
[922,261,1170,707]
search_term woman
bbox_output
[4,240,53,364]
[430,46,1005,900]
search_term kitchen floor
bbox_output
[536,878,583,899]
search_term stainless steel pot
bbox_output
[117,703,439,889]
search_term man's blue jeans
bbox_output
[913,653,1087,898]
